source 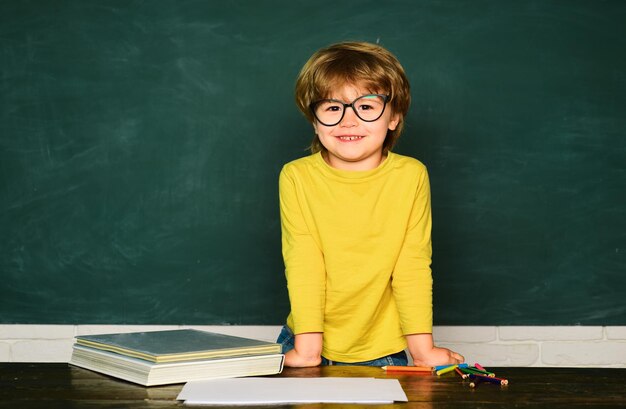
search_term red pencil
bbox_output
[454,367,469,379]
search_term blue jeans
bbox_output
[276,325,408,366]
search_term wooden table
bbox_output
[1,363,625,408]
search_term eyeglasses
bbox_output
[310,94,389,126]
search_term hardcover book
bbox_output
[69,329,284,386]
[74,329,282,363]
[70,344,285,386]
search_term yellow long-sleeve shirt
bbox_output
[279,151,433,363]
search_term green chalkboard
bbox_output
[1,1,625,325]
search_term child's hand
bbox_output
[406,333,465,367]
[284,332,323,367]
[411,346,464,367]
[284,348,322,367]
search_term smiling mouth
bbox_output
[337,136,364,141]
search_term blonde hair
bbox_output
[295,41,411,153]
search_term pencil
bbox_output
[436,364,458,376]
[473,363,495,376]
[434,363,468,370]
[381,365,433,372]
[454,367,469,379]
[461,367,496,377]
[468,373,509,386]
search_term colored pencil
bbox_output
[381,365,433,372]
[472,363,495,376]
[460,367,496,377]
[454,367,468,379]
[436,364,458,376]
[434,363,468,370]
[468,373,509,386]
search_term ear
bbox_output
[388,113,401,131]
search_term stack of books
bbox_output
[69,329,284,386]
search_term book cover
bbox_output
[70,344,285,386]
[75,329,282,363]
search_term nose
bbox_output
[339,105,359,127]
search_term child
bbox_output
[277,41,464,367]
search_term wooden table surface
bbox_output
[1,363,625,408]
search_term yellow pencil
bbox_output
[436,364,459,376]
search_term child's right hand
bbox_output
[284,332,323,367]
[284,348,322,367]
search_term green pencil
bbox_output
[461,367,496,377]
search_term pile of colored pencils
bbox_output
[438,363,509,387]
[382,363,509,388]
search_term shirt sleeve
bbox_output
[391,166,434,334]
[279,167,326,334]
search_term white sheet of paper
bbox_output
[177,377,408,405]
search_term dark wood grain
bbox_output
[1,364,625,408]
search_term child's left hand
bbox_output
[406,333,465,366]
[411,346,464,367]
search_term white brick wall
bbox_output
[0,325,624,367]
[434,326,626,368]
[607,326,626,339]
[0,341,10,361]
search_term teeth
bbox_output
[339,136,362,141]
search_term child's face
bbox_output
[313,83,399,171]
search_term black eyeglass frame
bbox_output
[309,94,390,127]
